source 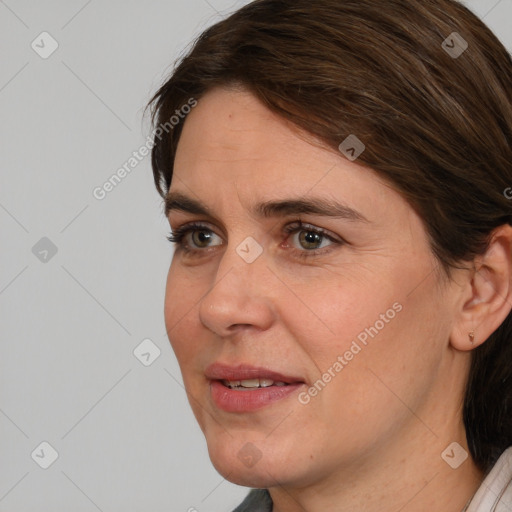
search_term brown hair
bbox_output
[147,0,512,473]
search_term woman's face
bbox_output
[164,87,466,488]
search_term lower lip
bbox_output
[210,380,304,412]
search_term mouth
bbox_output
[205,363,306,413]
[221,378,290,390]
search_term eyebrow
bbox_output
[165,191,369,223]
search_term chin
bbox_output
[204,428,304,488]
[215,460,275,488]
[208,449,286,488]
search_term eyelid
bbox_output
[283,220,344,244]
[281,221,343,258]
[168,221,224,246]
[170,219,341,240]
[168,219,345,259]
[169,219,220,235]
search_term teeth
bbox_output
[240,379,260,388]
[222,378,289,389]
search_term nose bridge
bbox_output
[214,231,267,290]
[198,235,273,334]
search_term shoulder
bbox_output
[231,489,273,512]
[468,446,512,512]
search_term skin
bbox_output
[163,86,512,511]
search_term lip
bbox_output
[205,363,305,384]
[205,363,306,413]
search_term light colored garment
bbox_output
[468,446,512,511]
[232,447,512,512]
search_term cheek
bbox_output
[164,264,201,363]
[278,268,400,364]
[285,260,446,402]
[164,265,180,346]
[164,265,210,425]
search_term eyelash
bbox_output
[166,220,343,260]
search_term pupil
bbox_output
[302,231,320,248]
[195,231,210,246]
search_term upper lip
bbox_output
[205,363,305,384]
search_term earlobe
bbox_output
[450,224,512,352]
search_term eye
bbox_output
[191,229,219,248]
[282,221,342,258]
[298,230,331,249]
[167,220,343,259]
[167,222,223,253]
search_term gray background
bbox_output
[1,1,510,511]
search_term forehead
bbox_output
[175,87,320,170]
[171,87,411,230]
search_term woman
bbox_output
[147,0,512,510]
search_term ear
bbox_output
[450,224,512,351]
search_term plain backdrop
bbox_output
[1,1,511,511]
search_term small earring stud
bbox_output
[469,331,475,344]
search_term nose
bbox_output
[198,243,275,337]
